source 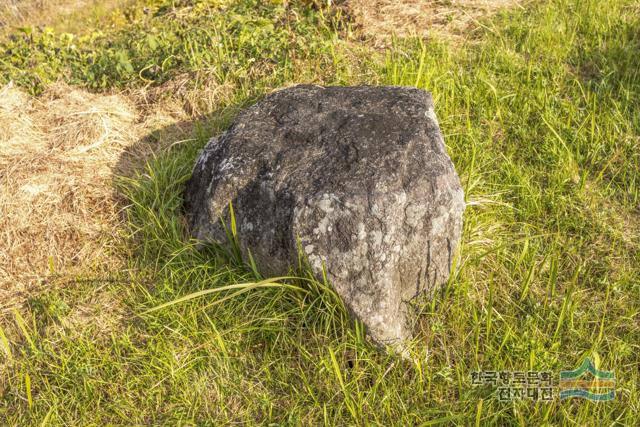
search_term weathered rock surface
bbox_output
[185,85,465,348]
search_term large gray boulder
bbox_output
[185,85,465,349]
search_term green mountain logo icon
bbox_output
[559,358,615,401]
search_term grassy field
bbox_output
[0,0,638,425]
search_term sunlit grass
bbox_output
[0,0,638,425]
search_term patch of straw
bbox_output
[0,73,236,314]
[346,0,521,46]
[0,0,127,33]
[0,82,140,312]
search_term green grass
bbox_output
[0,0,341,95]
[1,0,639,424]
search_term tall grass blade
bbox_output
[143,277,306,314]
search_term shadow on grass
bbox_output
[112,100,248,282]
[110,97,354,350]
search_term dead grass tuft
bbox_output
[133,72,236,118]
[0,73,236,315]
[346,0,522,45]
[0,82,142,312]
[0,0,129,34]
[63,286,128,339]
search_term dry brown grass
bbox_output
[0,74,236,315]
[0,82,139,312]
[0,0,129,34]
[134,73,236,118]
[346,0,522,45]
